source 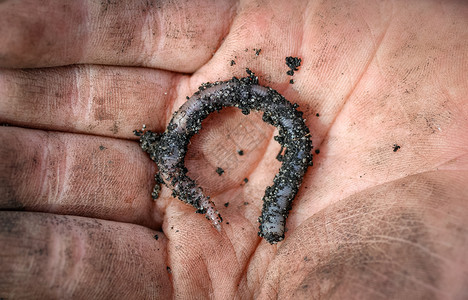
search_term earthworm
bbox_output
[137,73,313,244]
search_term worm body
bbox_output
[139,74,312,244]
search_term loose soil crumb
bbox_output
[216,167,225,176]
[285,56,302,76]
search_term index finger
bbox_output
[0,0,236,71]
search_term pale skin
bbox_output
[0,0,467,299]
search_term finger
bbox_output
[0,0,236,70]
[0,65,178,138]
[0,211,171,298]
[0,126,162,229]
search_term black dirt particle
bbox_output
[99,145,106,151]
[166,266,172,273]
[316,113,320,117]
[216,167,225,176]
[243,178,249,183]
[393,144,401,152]
[315,149,320,155]
[151,175,162,199]
[254,48,261,56]
[154,234,159,240]
[237,150,244,155]
[289,79,294,84]
[224,202,229,208]
[230,60,236,66]
[285,56,302,76]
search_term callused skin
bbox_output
[136,73,313,244]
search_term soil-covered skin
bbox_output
[136,73,313,244]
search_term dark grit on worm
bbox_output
[136,73,313,244]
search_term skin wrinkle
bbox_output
[48,226,65,294]
[43,133,67,209]
[79,2,91,64]
[0,65,178,137]
[230,126,276,203]
[241,127,276,196]
[0,2,87,67]
[135,3,156,65]
[329,159,468,222]
[0,212,171,298]
[43,134,56,206]
[63,232,84,296]
[0,127,162,229]
[297,78,466,227]
[80,66,93,127]
[0,1,234,69]
[150,3,165,66]
[279,170,466,299]
[315,12,392,155]
[159,74,179,134]
[185,108,275,199]
[203,4,239,68]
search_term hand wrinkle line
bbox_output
[329,206,398,225]
[366,235,450,264]
[329,164,464,222]
[351,281,387,298]
[199,115,276,200]
[391,267,449,296]
[207,2,239,65]
[317,15,393,152]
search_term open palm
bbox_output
[1,1,467,299]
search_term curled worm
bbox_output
[137,74,313,244]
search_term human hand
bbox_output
[1,0,467,298]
